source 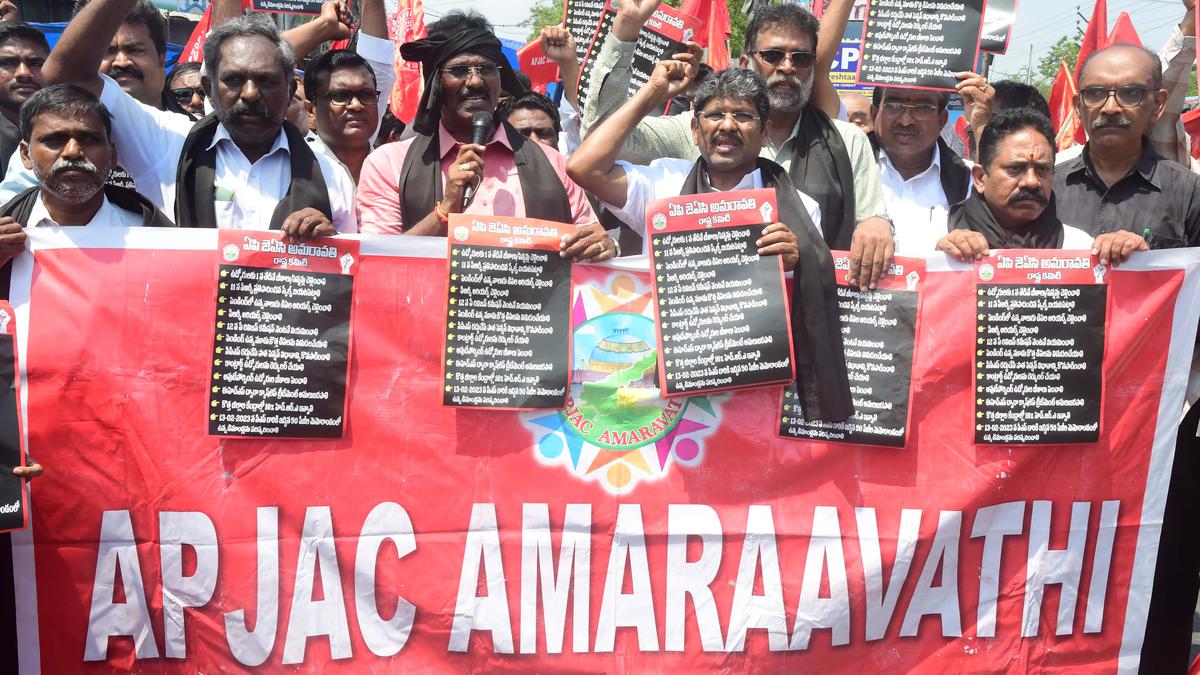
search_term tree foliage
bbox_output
[1036,36,1081,86]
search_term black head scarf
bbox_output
[948,190,1066,249]
[400,27,524,135]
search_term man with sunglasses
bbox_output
[866,86,972,256]
[356,11,603,257]
[581,0,893,291]
[1054,44,1200,248]
[165,62,205,119]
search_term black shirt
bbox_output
[1054,143,1200,248]
[0,115,17,178]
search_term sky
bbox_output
[991,0,1190,79]
[424,0,1194,67]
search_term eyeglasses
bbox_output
[1079,86,1149,109]
[442,64,501,81]
[750,49,815,69]
[698,110,761,125]
[315,89,381,107]
[170,86,205,105]
[880,101,940,120]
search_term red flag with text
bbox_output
[6,231,1200,671]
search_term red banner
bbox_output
[6,231,1200,671]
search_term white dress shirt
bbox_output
[879,144,972,257]
[27,193,143,228]
[609,157,824,254]
[89,73,356,232]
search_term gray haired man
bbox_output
[42,0,356,236]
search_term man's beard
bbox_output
[33,157,105,205]
[766,69,814,115]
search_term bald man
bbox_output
[840,91,873,134]
[1054,44,1200,248]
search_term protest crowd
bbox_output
[0,0,1198,670]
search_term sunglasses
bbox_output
[170,86,205,105]
[750,49,816,69]
[315,89,381,107]
[442,64,501,81]
[1078,86,1149,109]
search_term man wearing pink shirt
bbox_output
[356,12,613,260]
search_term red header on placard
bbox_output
[217,231,359,276]
[448,214,574,251]
[643,3,702,42]
[832,252,926,291]
[974,250,1106,285]
[645,188,778,233]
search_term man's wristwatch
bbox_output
[873,214,896,238]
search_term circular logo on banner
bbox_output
[452,225,469,242]
[651,213,668,231]
[521,271,723,493]
[978,263,995,282]
[221,244,240,262]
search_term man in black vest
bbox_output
[43,0,356,237]
[0,83,173,258]
[355,11,603,259]
[869,85,973,257]
[568,66,853,422]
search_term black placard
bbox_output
[979,0,1017,54]
[647,190,794,397]
[443,216,573,410]
[858,0,986,91]
[975,284,1106,444]
[208,234,356,438]
[565,0,608,67]
[0,303,24,533]
[626,5,701,98]
[249,0,323,15]
[574,2,617,111]
[780,257,923,447]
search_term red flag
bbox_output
[518,40,559,94]
[386,0,427,124]
[1107,12,1142,47]
[1073,0,1107,144]
[954,115,970,158]
[178,0,253,66]
[1182,108,1200,161]
[1049,60,1081,151]
[679,0,731,70]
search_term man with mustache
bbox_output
[41,0,356,237]
[580,0,893,290]
[1054,45,1200,248]
[568,66,853,421]
[0,83,174,304]
[868,86,972,256]
[356,11,601,256]
[0,23,47,176]
[935,109,1148,257]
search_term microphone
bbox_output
[463,110,492,205]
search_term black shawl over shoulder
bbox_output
[174,114,330,229]
[867,132,972,206]
[787,105,856,250]
[397,121,573,228]
[948,190,1066,249]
